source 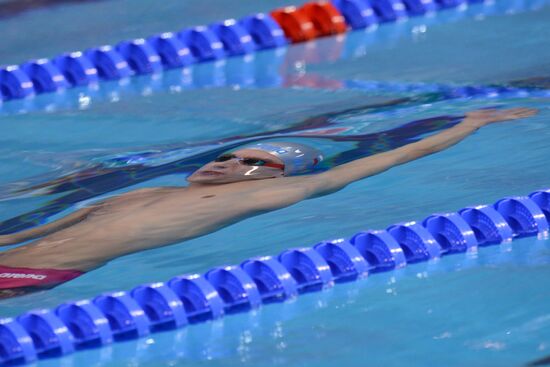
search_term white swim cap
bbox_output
[238,141,323,176]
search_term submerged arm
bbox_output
[307,108,537,196]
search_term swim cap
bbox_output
[237,141,323,176]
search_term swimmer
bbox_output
[0,108,537,299]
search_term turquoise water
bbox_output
[1,0,550,366]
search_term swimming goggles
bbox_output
[214,154,285,170]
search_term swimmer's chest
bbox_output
[164,187,259,217]
[114,185,264,226]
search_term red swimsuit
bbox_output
[0,265,83,298]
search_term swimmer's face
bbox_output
[188,149,285,184]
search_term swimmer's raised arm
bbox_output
[306,108,537,196]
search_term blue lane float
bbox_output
[16,310,74,358]
[53,52,99,87]
[92,292,150,341]
[422,213,478,254]
[332,0,379,29]
[349,229,408,272]
[0,319,36,365]
[167,274,225,323]
[369,0,408,22]
[313,240,369,282]
[84,46,132,80]
[177,27,226,62]
[386,221,442,263]
[459,205,514,245]
[240,256,298,303]
[0,66,35,100]
[20,59,69,94]
[147,32,194,69]
[55,300,113,349]
[204,266,262,313]
[210,20,257,56]
[1,188,549,365]
[493,196,549,237]
[239,13,288,50]
[115,39,163,75]
[278,247,334,293]
[130,283,187,331]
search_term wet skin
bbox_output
[0,108,538,273]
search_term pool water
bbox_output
[1,0,550,366]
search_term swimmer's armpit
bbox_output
[0,206,97,246]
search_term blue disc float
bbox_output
[92,292,150,340]
[84,46,132,80]
[239,13,287,49]
[350,229,407,272]
[278,247,334,293]
[21,59,69,94]
[422,213,478,254]
[16,310,74,358]
[459,205,514,245]
[241,256,298,303]
[177,27,226,62]
[210,20,256,56]
[204,266,262,313]
[167,274,225,323]
[0,319,36,365]
[332,0,379,29]
[55,300,113,349]
[53,52,99,87]
[386,221,442,263]
[1,187,549,364]
[147,32,195,69]
[0,66,35,100]
[493,196,549,237]
[369,0,408,22]
[130,283,187,331]
[115,39,163,75]
[313,240,369,282]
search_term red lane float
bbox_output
[271,6,317,43]
[271,1,347,43]
[302,1,347,36]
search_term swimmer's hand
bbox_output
[464,108,538,128]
